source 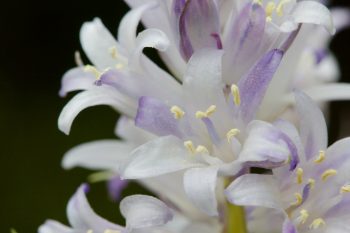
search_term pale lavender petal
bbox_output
[179,0,221,60]
[237,49,284,124]
[115,116,155,144]
[67,184,124,231]
[332,8,350,31]
[38,220,73,233]
[282,220,298,233]
[223,3,266,83]
[172,0,186,21]
[59,67,96,97]
[120,195,173,229]
[295,91,327,160]
[183,167,219,216]
[107,176,129,201]
[135,96,183,138]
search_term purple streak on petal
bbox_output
[179,11,194,60]
[107,176,129,202]
[282,220,297,233]
[172,0,186,19]
[135,96,183,138]
[237,49,284,124]
[314,49,327,65]
[279,133,299,171]
[280,25,301,52]
[202,117,221,145]
[301,182,312,204]
[244,160,286,169]
[211,33,223,49]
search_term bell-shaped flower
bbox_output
[225,91,350,233]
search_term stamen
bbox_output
[321,169,337,181]
[296,209,309,225]
[340,184,350,194]
[170,105,185,119]
[296,168,303,184]
[265,2,276,22]
[75,51,83,67]
[291,193,303,206]
[308,179,315,189]
[184,141,195,154]
[230,85,241,106]
[276,0,291,17]
[314,150,326,164]
[226,128,240,142]
[309,218,326,230]
[108,46,118,59]
[195,105,217,118]
[195,145,209,154]
[84,65,102,79]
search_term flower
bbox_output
[225,91,350,233]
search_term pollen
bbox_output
[170,105,185,119]
[276,0,291,17]
[321,169,337,181]
[314,150,326,164]
[309,218,326,230]
[226,128,240,142]
[184,141,195,154]
[108,46,118,59]
[296,168,303,184]
[84,65,102,79]
[265,2,276,22]
[195,145,209,154]
[291,193,303,206]
[195,105,217,119]
[296,209,309,225]
[230,84,241,106]
[308,179,315,189]
[340,184,350,194]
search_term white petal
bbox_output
[302,83,350,102]
[120,195,173,229]
[225,174,284,211]
[122,136,202,179]
[58,87,137,135]
[280,1,335,35]
[67,184,123,231]
[183,167,219,216]
[59,67,95,97]
[38,220,73,233]
[80,18,126,69]
[62,140,134,172]
[118,1,158,50]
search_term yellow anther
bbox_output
[321,169,337,181]
[340,184,350,194]
[195,145,209,154]
[230,84,241,106]
[308,179,315,189]
[296,168,303,184]
[195,111,207,119]
[108,46,118,59]
[104,230,121,233]
[296,209,309,225]
[276,0,291,17]
[84,65,102,79]
[115,63,124,69]
[309,218,326,230]
[291,193,303,206]
[195,105,217,119]
[314,150,326,164]
[226,128,240,142]
[265,2,276,17]
[254,0,263,5]
[170,106,185,119]
[184,141,195,154]
[86,230,93,233]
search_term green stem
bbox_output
[226,202,247,233]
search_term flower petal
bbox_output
[59,67,95,97]
[295,90,327,160]
[62,140,134,172]
[120,195,173,230]
[225,174,284,210]
[135,96,184,138]
[122,136,202,179]
[183,167,219,216]
[302,83,350,103]
[38,220,73,233]
[237,49,284,124]
[107,176,129,201]
[282,219,298,233]
[115,116,154,144]
[280,1,335,35]
[67,184,123,231]
[58,87,137,135]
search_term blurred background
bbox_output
[0,1,350,232]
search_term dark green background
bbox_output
[1,1,350,232]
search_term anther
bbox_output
[184,141,195,154]
[314,150,325,164]
[195,145,209,154]
[108,46,118,59]
[296,168,303,184]
[276,0,291,17]
[309,218,325,230]
[195,105,217,119]
[308,179,315,189]
[340,184,350,194]
[296,209,309,225]
[231,85,241,106]
[170,106,185,119]
[75,51,83,67]
[226,128,240,142]
[291,193,303,206]
[86,230,93,233]
[265,2,276,22]
[115,63,124,69]
[321,169,337,181]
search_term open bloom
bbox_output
[225,91,350,233]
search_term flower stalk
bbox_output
[226,203,247,233]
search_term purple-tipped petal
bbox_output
[107,176,129,201]
[237,49,284,124]
[282,220,298,233]
[135,96,183,138]
[179,0,221,60]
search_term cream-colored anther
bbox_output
[75,51,83,66]
[195,145,209,154]
[296,209,309,225]
[84,65,102,79]
[321,169,337,181]
[296,168,303,184]
[265,1,276,22]
[108,46,118,59]
[170,106,185,119]
[184,141,195,154]
[309,218,326,230]
[276,0,291,17]
[230,84,241,106]
[195,105,217,119]
[86,230,93,233]
[115,63,124,69]
[226,128,240,142]
[104,230,121,233]
[314,150,326,164]
[340,184,350,194]
[308,179,315,189]
[291,193,303,206]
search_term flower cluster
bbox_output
[40,0,350,233]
